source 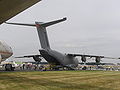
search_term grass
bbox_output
[0,70,120,90]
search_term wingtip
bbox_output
[63,17,67,20]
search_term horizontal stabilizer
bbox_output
[5,22,36,27]
[5,17,67,28]
[40,17,67,27]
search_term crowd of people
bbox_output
[14,63,46,71]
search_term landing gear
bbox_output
[5,64,15,71]
[82,66,87,70]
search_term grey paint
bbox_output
[36,22,50,49]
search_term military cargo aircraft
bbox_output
[5,17,120,69]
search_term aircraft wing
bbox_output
[67,53,119,59]
[67,53,120,63]
[15,54,42,62]
[15,55,42,58]
[0,0,41,24]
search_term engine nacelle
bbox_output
[33,56,42,62]
[81,56,87,62]
[95,57,101,63]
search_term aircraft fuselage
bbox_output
[0,41,13,62]
[40,49,79,68]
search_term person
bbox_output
[20,64,23,70]
[23,64,25,70]
[34,64,37,70]
[82,66,87,70]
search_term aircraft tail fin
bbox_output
[5,17,67,49]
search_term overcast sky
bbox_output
[1,0,120,63]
